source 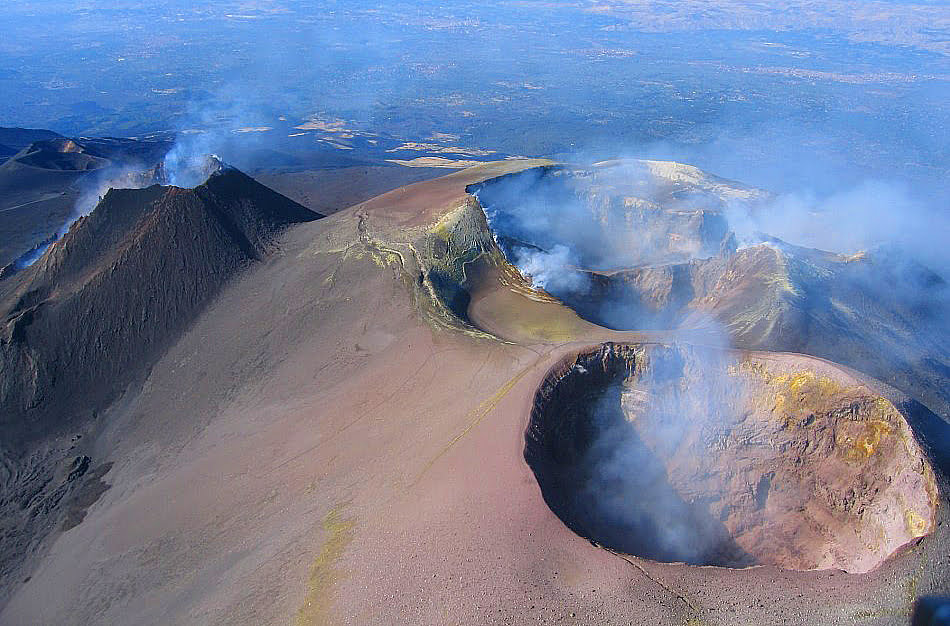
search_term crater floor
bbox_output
[526,343,937,573]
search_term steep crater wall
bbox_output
[470,163,950,423]
[467,163,743,331]
[408,194,537,333]
[526,343,937,573]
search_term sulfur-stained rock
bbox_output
[526,343,938,573]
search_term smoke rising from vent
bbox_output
[162,140,220,189]
[159,84,287,179]
[472,161,746,330]
[579,342,750,566]
[487,158,948,565]
[475,160,949,333]
[12,147,224,271]
[476,162,739,275]
[511,244,589,294]
[12,162,156,270]
[726,179,950,275]
[7,89,256,273]
[528,341,937,572]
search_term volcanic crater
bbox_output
[526,342,937,573]
[1,154,947,623]
[454,162,947,576]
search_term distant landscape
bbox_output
[1,1,947,196]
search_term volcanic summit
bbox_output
[0,156,946,626]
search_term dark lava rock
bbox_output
[0,166,322,445]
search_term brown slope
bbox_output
[0,160,946,626]
[0,167,321,446]
[0,166,321,612]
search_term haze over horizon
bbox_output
[1,1,947,195]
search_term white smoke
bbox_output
[13,144,222,270]
[726,180,950,274]
[512,244,589,294]
[568,337,753,567]
[161,133,224,188]
[13,163,155,269]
